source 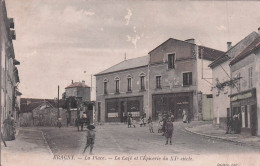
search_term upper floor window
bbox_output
[156,76,161,89]
[248,67,253,88]
[115,77,120,93]
[127,76,132,92]
[140,76,145,90]
[183,72,192,86]
[237,72,241,92]
[104,81,108,94]
[168,53,175,69]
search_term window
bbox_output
[249,67,253,88]
[127,77,132,92]
[237,72,241,91]
[168,53,175,69]
[183,72,192,86]
[156,76,161,89]
[104,81,107,94]
[140,76,145,90]
[115,77,120,93]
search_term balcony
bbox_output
[8,18,14,29]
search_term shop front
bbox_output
[105,96,143,122]
[230,88,257,136]
[152,92,193,121]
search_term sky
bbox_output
[5,0,260,100]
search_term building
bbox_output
[65,80,90,101]
[229,32,260,136]
[0,0,21,125]
[95,56,149,122]
[209,31,259,128]
[64,80,92,124]
[95,38,224,123]
[19,98,67,127]
[148,38,223,121]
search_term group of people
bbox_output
[226,113,242,134]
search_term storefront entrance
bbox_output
[105,96,143,122]
[152,92,193,121]
[230,89,257,136]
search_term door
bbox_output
[250,104,257,136]
[98,102,101,122]
[120,101,125,123]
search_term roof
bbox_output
[198,46,225,61]
[209,31,260,68]
[95,56,149,76]
[148,38,196,54]
[20,98,62,113]
[65,82,90,89]
[230,36,260,66]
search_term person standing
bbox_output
[165,118,174,145]
[182,109,187,123]
[147,117,154,133]
[83,125,96,154]
[3,115,16,141]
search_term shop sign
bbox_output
[177,101,189,105]
[108,112,118,118]
[231,92,252,102]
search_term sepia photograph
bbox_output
[0,0,260,165]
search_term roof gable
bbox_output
[95,56,149,76]
[230,36,260,65]
[209,31,259,68]
[65,82,90,89]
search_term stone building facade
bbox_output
[209,31,259,129]
[65,81,90,101]
[0,0,21,125]
[229,34,260,136]
[95,38,224,123]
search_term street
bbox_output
[37,122,260,155]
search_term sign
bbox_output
[108,112,118,118]
[231,92,252,102]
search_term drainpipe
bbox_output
[147,55,151,119]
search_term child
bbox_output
[148,117,154,133]
[83,125,95,154]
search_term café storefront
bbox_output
[152,92,193,121]
[105,96,143,122]
[230,88,257,136]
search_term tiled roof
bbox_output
[95,56,149,76]
[209,31,260,68]
[230,36,260,66]
[198,46,224,61]
[20,98,60,113]
[65,82,90,89]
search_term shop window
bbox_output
[168,53,175,69]
[156,76,161,89]
[183,72,192,86]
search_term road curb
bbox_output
[40,130,54,155]
[184,127,260,148]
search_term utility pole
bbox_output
[58,85,60,118]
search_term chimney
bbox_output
[227,42,232,50]
[185,38,195,44]
[258,27,260,34]
[71,80,73,84]
[82,80,85,84]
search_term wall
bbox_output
[66,87,91,101]
[19,112,33,127]
[96,66,148,122]
[212,61,231,126]
[255,49,260,135]
[197,58,213,94]
[150,39,195,64]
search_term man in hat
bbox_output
[83,125,95,154]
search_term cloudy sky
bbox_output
[5,0,260,99]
